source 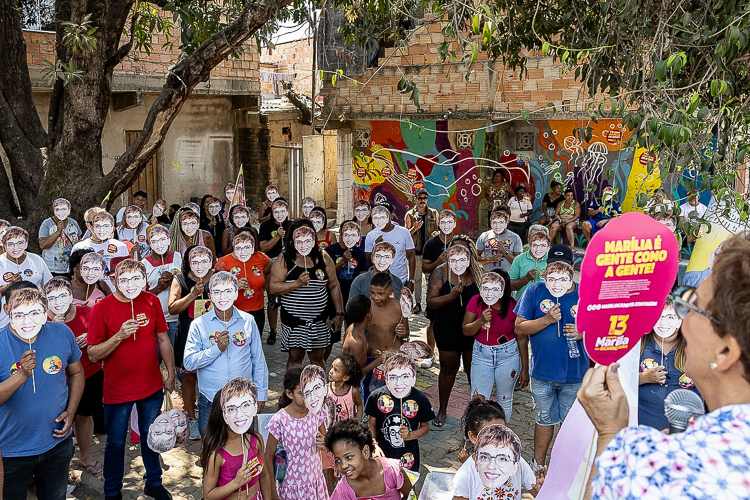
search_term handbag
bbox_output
[273,444,288,483]
[517,198,532,228]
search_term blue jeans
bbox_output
[470,340,521,420]
[103,389,164,496]
[159,322,178,364]
[198,392,212,437]
[529,377,580,426]
[2,436,74,500]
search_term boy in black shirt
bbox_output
[366,352,435,471]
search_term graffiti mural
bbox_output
[352,119,664,238]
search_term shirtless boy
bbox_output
[342,295,383,380]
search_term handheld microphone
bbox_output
[664,389,704,434]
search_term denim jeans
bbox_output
[198,392,212,437]
[529,376,580,426]
[470,339,521,420]
[159,322,178,364]
[103,389,164,496]
[2,436,74,500]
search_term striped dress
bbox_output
[280,257,332,351]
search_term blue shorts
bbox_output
[529,377,580,426]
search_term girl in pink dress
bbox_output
[266,367,329,500]
[325,419,412,500]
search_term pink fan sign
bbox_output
[578,212,678,365]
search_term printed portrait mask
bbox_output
[544,268,573,298]
[225,188,236,202]
[47,289,73,316]
[5,237,28,259]
[654,306,682,339]
[293,227,315,256]
[341,223,361,249]
[80,261,104,285]
[208,203,222,217]
[372,250,394,272]
[354,205,370,222]
[266,189,279,202]
[448,246,470,276]
[53,203,71,221]
[125,212,142,230]
[147,415,176,454]
[439,216,457,235]
[273,207,288,224]
[474,425,521,490]
[117,271,146,300]
[399,340,434,361]
[301,365,327,415]
[530,240,550,259]
[149,234,169,256]
[233,214,249,228]
[189,254,212,279]
[181,218,199,237]
[385,357,417,400]
[167,409,189,446]
[302,203,315,218]
[310,216,325,233]
[223,394,257,434]
[400,287,414,318]
[210,283,238,312]
[371,208,389,231]
[10,303,47,340]
[152,204,165,218]
[490,216,508,235]
[233,241,254,263]
[479,274,504,306]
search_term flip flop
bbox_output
[83,461,102,475]
[432,416,446,427]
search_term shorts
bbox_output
[76,370,104,417]
[248,308,266,335]
[434,325,474,352]
[425,307,437,321]
[529,376,580,426]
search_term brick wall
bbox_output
[259,37,315,95]
[236,123,272,207]
[320,22,604,119]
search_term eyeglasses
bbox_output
[80,266,103,273]
[223,401,256,416]
[211,288,236,298]
[93,223,113,230]
[671,286,721,324]
[386,373,413,383]
[5,241,27,249]
[117,276,144,286]
[181,221,199,227]
[47,292,72,303]
[11,309,46,322]
[234,244,253,252]
[481,286,503,294]
[476,452,514,466]
[531,243,549,250]
[448,258,469,265]
[545,276,571,285]
[190,259,211,267]
[303,383,326,400]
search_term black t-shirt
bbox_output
[543,193,564,214]
[365,386,435,472]
[422,235,448,268]
[324,243,367,303]
[258,219,289,258]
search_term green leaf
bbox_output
[655,60,667,82]
[521,109,530,121]
[472,14,481,35]
[470,43,478,65]
[411,87,420,108]
[561,50,569,63]
[353,80,359,87]
[332,73,337,85]
[542,42,550,55]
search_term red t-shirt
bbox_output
[47,306,100,379]
[215,252,270,312]
[87,292,167,404]
[466,295,517,345]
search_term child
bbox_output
[342,295,385,381]
[326,419,412,500]
[323,354,365,491]
[366,353,434,473]
[266,367,329,500]
[364,273,408,402]
[453,396,545,499]
[201,378,274,500]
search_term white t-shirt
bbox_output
[476,229,523,273]
[38,218,82,273]
[364,225,415,283]
[679,202,707,222]
[0,253,53,329]
[508,197,533,223]
[116,226,150,258]
[115,207,148,224]
[143,252,182,323]
[452,456,535,500]
[71,238,129,275]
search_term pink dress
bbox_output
[217,434,263,500]
[266,408,329,500]
[323,383,356,471]
[330,458,404,500]
[72,286,106,308]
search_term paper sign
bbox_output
[578,212,678,365]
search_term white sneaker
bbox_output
[420,357,433,369]
[188,418,200,441]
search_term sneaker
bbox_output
[419,356,433,369]
[267,329,277,345]
[413,303,422,315]
[188,418,200,441]
[144,483,172,500]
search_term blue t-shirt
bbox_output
[639,337,700,430]
[0,323,81,457]
[514,282,589,383]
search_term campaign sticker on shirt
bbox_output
[570,304,578,318]
[251,265,262,277]
[502,238,512,249]
[315,269,326,280]
[318,241,329,249]
[679,373,695,388]
[640,358,659,371]
[107,244,118,254]
[271,230,278,238]
[377,394,394,413]
[3,272,15,282]
[43,355,62,375]
[232,331,247,347]
[229,266,241,277]
[138,235,146,242]
[23,269,33,278]
[95,296,104,304]
[9,362,21,377]
[135,312,150,327]
[402,400,419,418]
[539,299,554,313]
[243,289,254,299]
[246,455,263,477]
[487,238,500,248]
[209,332,219,345]
[400,453,415,470]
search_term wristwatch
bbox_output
[408,279,416,284]
[335,312,345,317]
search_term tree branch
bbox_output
[106,0,295,198]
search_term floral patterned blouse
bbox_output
[592,404,750,499]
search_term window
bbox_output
[456,131,475,150]
[20,0,55,32]
[354,129,371,149]
[516,132,535,151]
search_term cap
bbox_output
[415,188,428,197]
[546,244,573,264]
[377,201,394,213]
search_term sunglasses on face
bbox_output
[671,286,721,324]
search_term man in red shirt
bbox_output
[44,278,102,475]
[88,259,175,500]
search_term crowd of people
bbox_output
[0,170,746,500]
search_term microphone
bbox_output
[664,389,705,434]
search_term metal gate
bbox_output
[271,145,304,218]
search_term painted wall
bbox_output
[352,119,666,238]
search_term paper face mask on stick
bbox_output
[384,353,417,400]
[293,226,316,256]
[654,306,681,339]
[354,204,370,222]
[210,283,238,312]
[208,203,222,217]
[530,239,550,260]
[544,262,573,298]
[490,215,508,235]
[189,252,212,279]
[221,378,258,435]
[447,245,470,276]
[371,207,389,230]
[167,409,189,446]
[125,210,142,229]
[272,206,288,224]
[473,424,521,490]
[117,271,146,300]
[372,242,395,272]
[149,234,169,256]
[341,221,361,249]
[301,365,327,415]
[5,237,28,259]
[10,304,47,340]
[53,201,71,221]
[147,415,176,453]
[310,213,325,233]
[438,215,457,235]
[479,272,504,306]
[152,204,165,218]
[181,218,199,237]
[226,188,236,202]
[399,340,434,361]
[80,255,105,284]
[47,289,73,317]
[234,241,254,263]
[233,214,249,228]
[302,202,315,218]
[400,287,414,318]
[266,189,279,202]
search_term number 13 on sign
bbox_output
[608,315,629,336]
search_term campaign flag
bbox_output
[230,166,246,208]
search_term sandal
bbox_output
[83,461,102,475]
[432,416,446,427]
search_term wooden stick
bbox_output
[28,339,36,394]
[556,297,560,338]
[131,299,136,340]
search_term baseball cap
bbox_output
[377,201,394,213]
[546,244,573,264]
[415,188,428,197]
